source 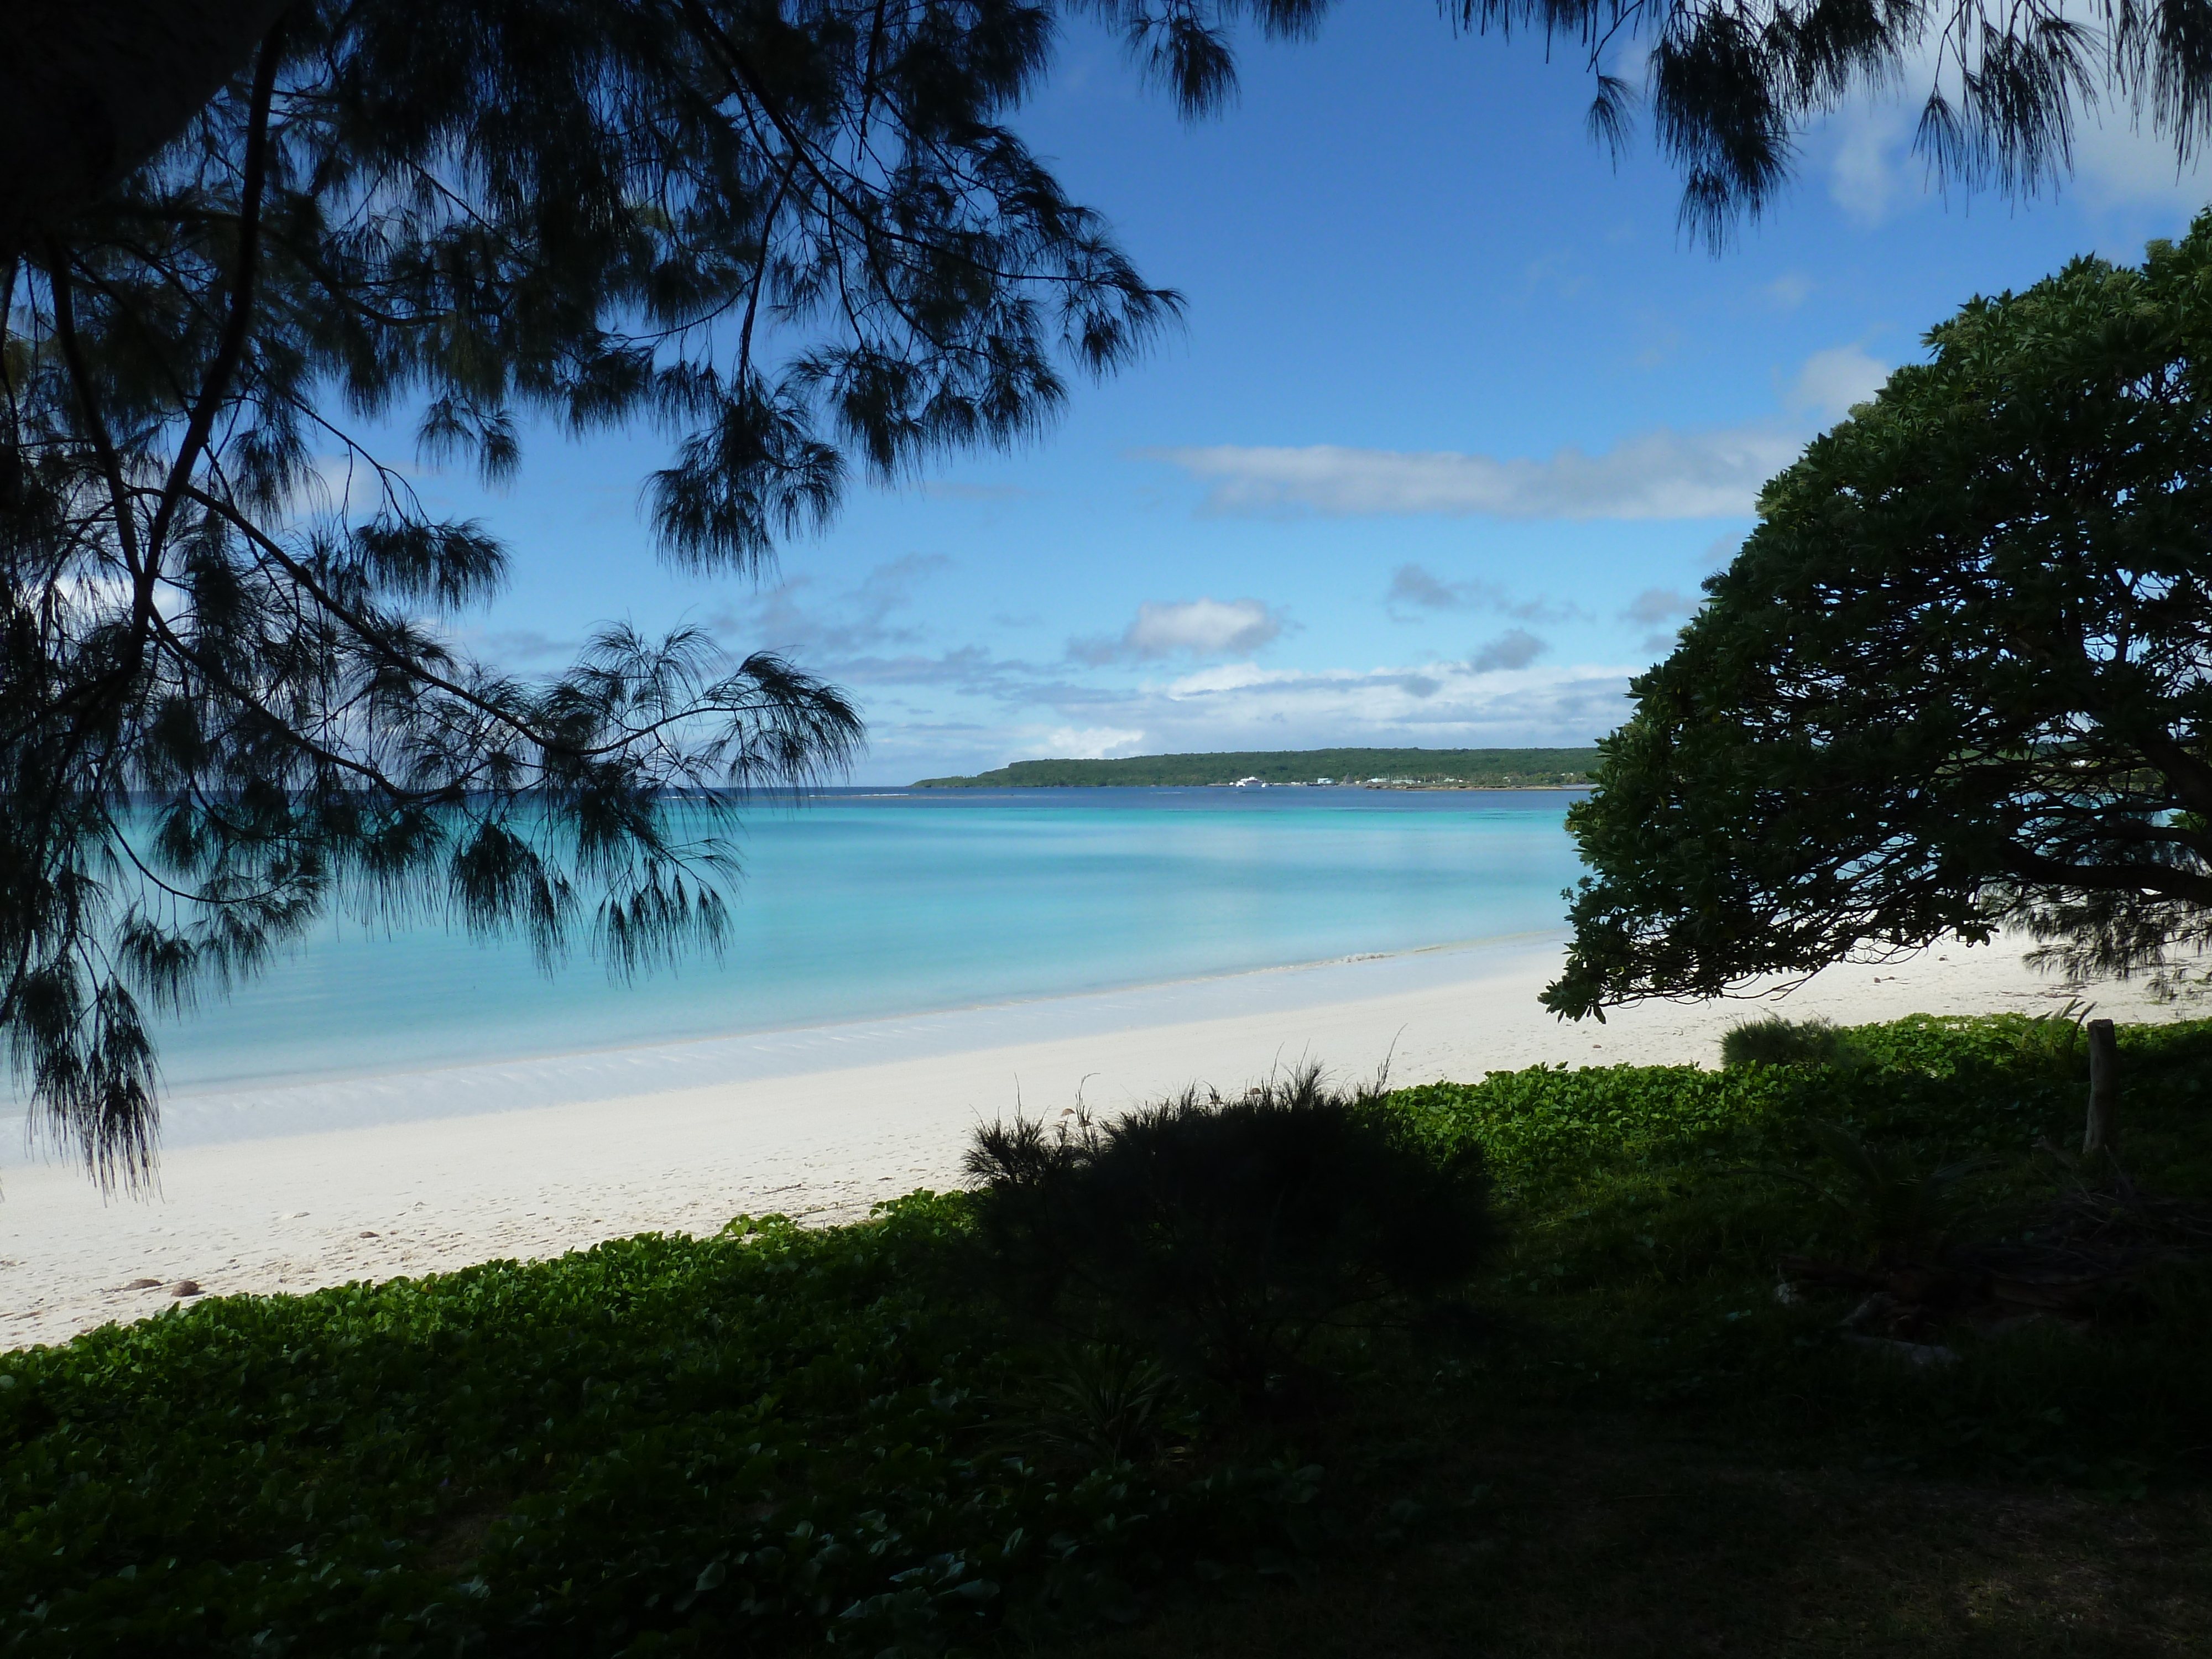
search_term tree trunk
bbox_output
[0,0,290,259]
[2082,1017,2120,1157]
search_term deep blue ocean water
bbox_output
[137,786,1588,1092]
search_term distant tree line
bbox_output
[913,748,1600,789]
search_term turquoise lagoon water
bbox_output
[134,787,1588,1094]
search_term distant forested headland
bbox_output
[911,747,1600,789]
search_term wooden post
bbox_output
[2083,1018,2120,1157]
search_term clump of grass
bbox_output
[1719,1013,1859,1068]
[1016,1342,1186,1466]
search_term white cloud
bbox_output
[1146,429,1801,521]
[1032,725,1147,760]
[714,554,950,656]
[1621,586,1700,653]
[831,643,1642,775]
[1071,596,1287,662]
[1143,335,1910,527]
[1787,345,1891,421]
[472,627,580,664]
[1387,564,1482,613]
[1470,628,1547,672]
[2074,112,2212,209]
[1827,99,1913,225]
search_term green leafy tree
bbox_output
[1545,215,2212,1021]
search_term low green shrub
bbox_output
[1390,1005,2162,1192]
[965,1067,1494,1402]
[9,1010,2212,1656]
[1824,1005,2092,1080]
[0,1198,1321,1656]
[1714,1004,2089,1074]
[1389,1013,2212,1485]
[1719,1014,1855,1068]
[1390,1062,1802,1184]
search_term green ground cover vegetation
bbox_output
[6,1010,2211,1654]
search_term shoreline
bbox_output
[0,931,1569,1155]
[1,934,2191,1351]
[128,931,1577,1114]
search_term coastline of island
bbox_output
[912,745,1600,790]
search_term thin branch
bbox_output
[143,17,289,587]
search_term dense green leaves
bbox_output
[1548,215,2212,1019]
[1396,1009,2126,1200]
[0,1197,1331,1656]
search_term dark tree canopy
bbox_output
[22,0,2212,255]
[3,0,1194,1183]
[1545,215,2212,1021]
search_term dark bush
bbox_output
[1720,1014,1860,1069]
[965,1066,1493,1402]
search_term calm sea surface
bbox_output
[137,787,1588,1092]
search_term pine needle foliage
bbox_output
[0,0,1203,1183]
[1454,0,2212,247]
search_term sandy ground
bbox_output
[0,935,2182,1352]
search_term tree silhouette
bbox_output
[2,0,1186,1181]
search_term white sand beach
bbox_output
[0,933,2185,1352]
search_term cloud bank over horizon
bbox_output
[1145,428,1802,520]
[678,550,1648,781]
[883,653,1636,778]
[1139,341,1898,526]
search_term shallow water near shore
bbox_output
[27,786,1589,1104]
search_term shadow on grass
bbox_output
[1060,1412,2211,1657]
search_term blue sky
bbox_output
[395,7,2212,783]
